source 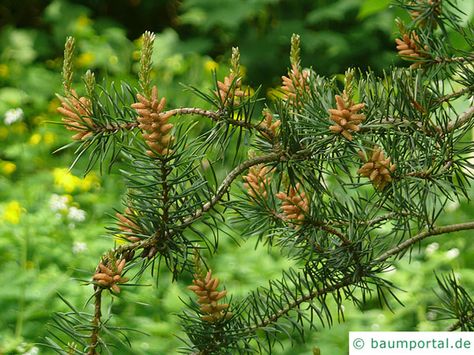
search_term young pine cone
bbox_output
[188,270,232,323]
[131,86,174,156]
[328,92,365,141]
[275,183,309,224]
[215,73,245,105]
[57,89,94,141]
[357,147,396,190]
[281,64,309,104]
[116,207,141,242]
[92,259,129,294]
[259,109,281,141]
[243,164,272,199]
[395,31,429,68]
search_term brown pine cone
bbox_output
[275,183,309,224]
[92,259,129,294]
[243,164,272,199]
[57,89,94,141]
[357,147,396,190]
[131,85,174,156]
[116,207,141,242]
[215,73,245,105]
[395,31,429,68]
[281,64,309,105]
[259,109,281,141]
[188,270,232,323]
[328,92,365,141]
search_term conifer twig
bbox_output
[375,221,474,263]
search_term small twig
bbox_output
[252,221,474,333]
[436,86,473,105]
[446,313,474,331]
[181,152,284,228]
[91,106,273,137]
[446,105,474,132]
[252,275,356,331]
[433,55,474,64]
[375,221,474,263]
[88,288,102,355]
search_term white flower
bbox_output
[68,206,86,222]
[425,242,439,255]
[72,241,87,254]
[49,194,69,212]
[4,108,24,125]
[446,200,460,212]
[446,248,460,260]
[23,346,39,355]
[426,311,437,321]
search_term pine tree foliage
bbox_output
[47,1,474,353]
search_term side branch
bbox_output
[93,106,272,136]
[251,221,474,333]
[88,288,102,355]
[447,105,474,132]
[446,313,474,331]
[181,152,284,228]
[252,276,356,331]
[376,221,474,263]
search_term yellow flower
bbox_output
[29,133,41,145]
[44,132,56,145]
[76,15,92,28]
[53,168,99,193]
[132,50,141,61]
[0,127,8,139]
[33,115,46,125]
[109,55,119,65]
[2,201,23,224]
[1,161,16,175]
[48,98,61,114]
[11,122,27,134]
[267,87,286,100]
[204,59,219,72]
[0,64,9,78]
[77,52,95,67]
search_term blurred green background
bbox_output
[0,0,473,354]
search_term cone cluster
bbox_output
[357,147,396,190]
[92,259,129,293]
[395,31,429,68]
[57,89,94,141]
[328,92,365,141]
[131,86,174,156]
[116,207,141,242]
[188,270,232,323]
[281,64,309,104]
[243,164,272,198]
[215,73,245,105]
[275,183,309,224]
[259,110,281,141]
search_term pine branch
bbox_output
[446,105,474,132]
[88,288,102,355]
[180,152,283,228]
[85,107,272,137]
[446,313,474,331]
[244,221,474,336]
[436,86,474,105]
[250,275,355,331]
[375,221,474,263]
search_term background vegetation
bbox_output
[0,0,473,353]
